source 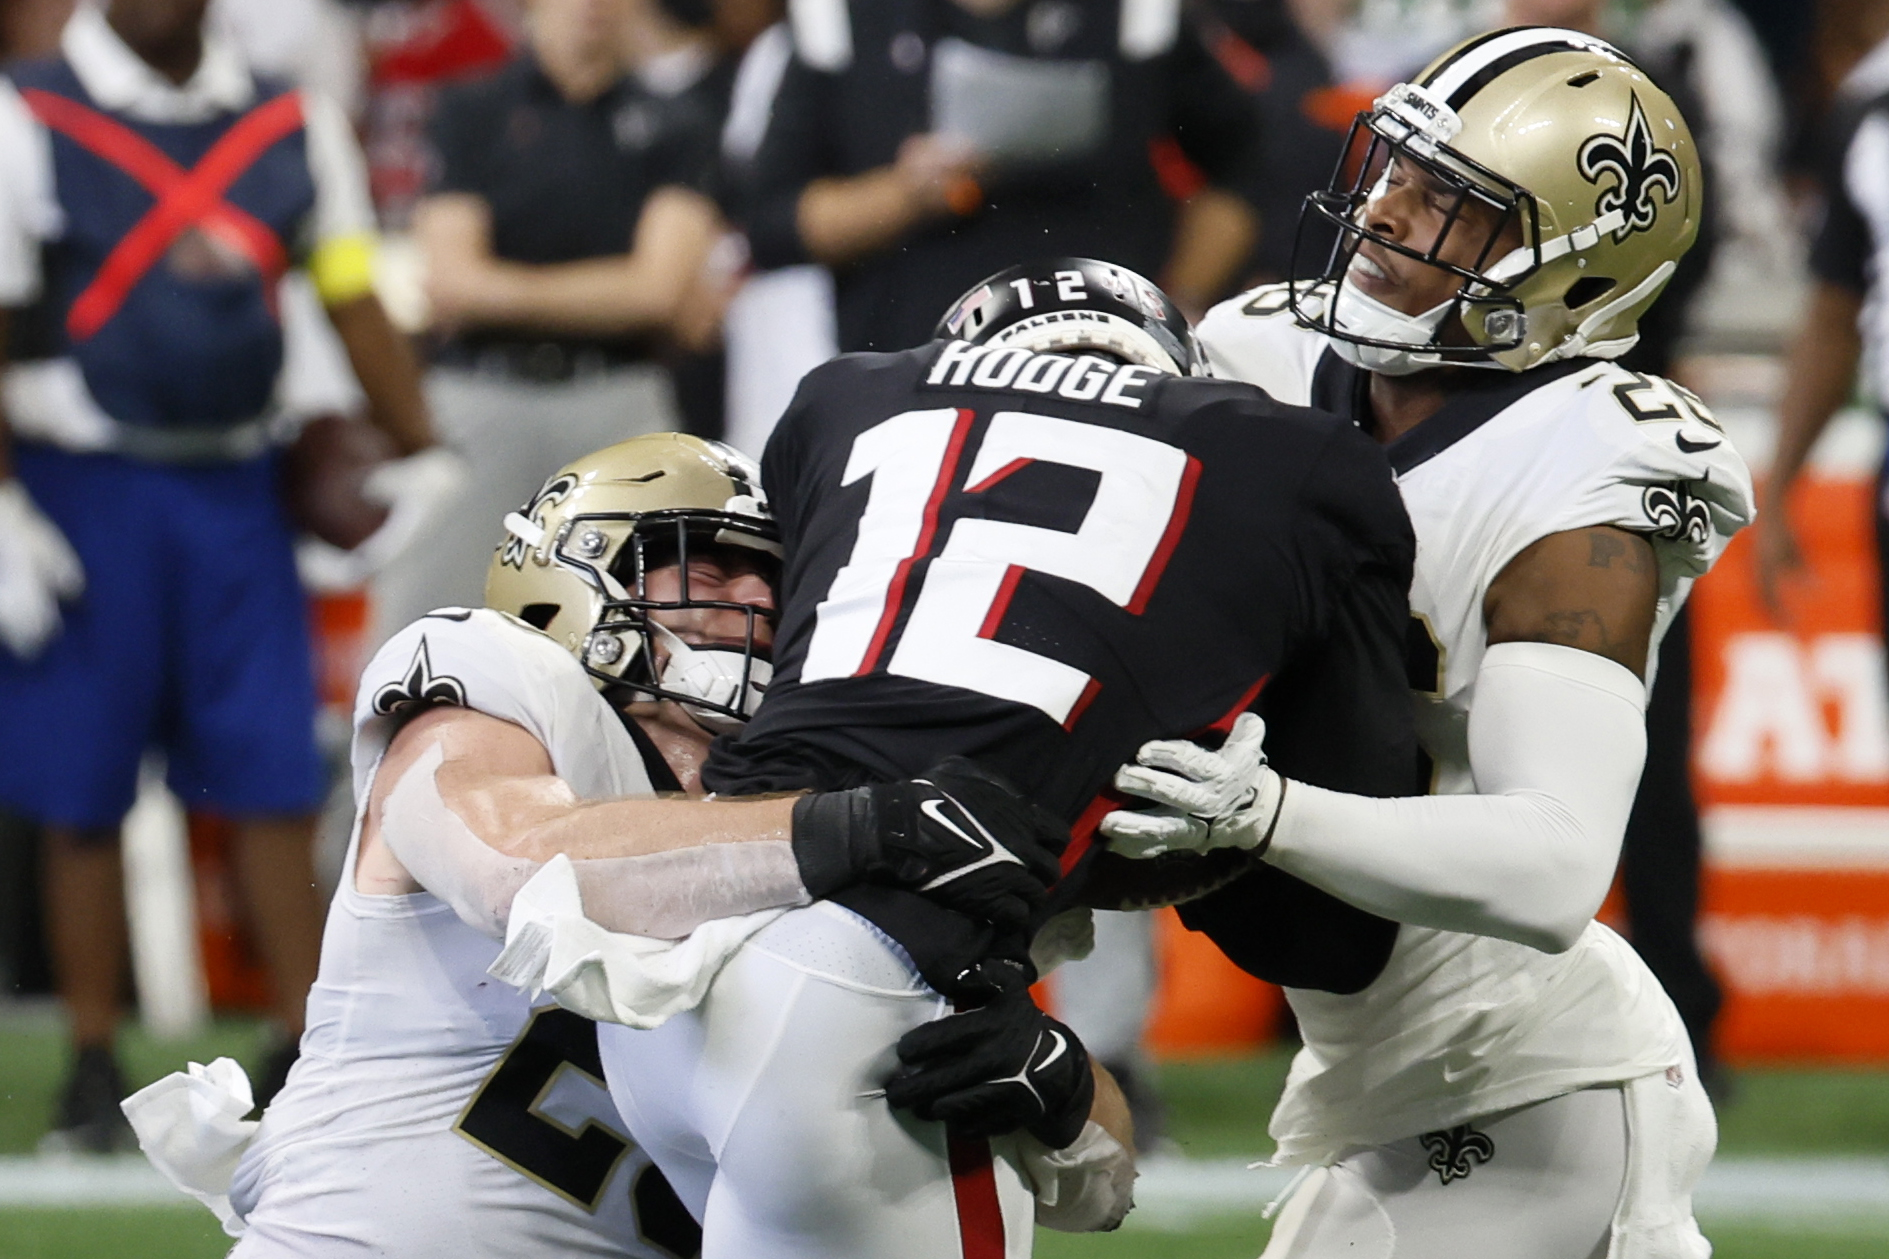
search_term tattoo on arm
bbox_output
[1585,530,1653,574]
[1539,607,1638,664]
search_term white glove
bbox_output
[0,478,84,658]
[1099,712,1285,859]
[296,446,468,591]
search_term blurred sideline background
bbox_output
[4,0,1889,1255]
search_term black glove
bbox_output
[792,757,1068,930]
[884,987,1095,1149]
[828,886,1034,1003]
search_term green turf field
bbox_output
[4,1015,1889,1257]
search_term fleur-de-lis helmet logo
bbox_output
[1577,93,1682,242]
[499,472,579,570]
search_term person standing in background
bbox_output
[0,0,440,1148]
[374,0,723,642]
[1759,14,1889,689]
[748,0,1265,354]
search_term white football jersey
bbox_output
[231,610,696,1259]
[1197,286,1755,1163]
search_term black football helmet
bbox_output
[933,258,1205,376]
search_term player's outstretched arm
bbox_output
[360,705,808,940]
[362,710,1066,939]
[1102,526,1658,953]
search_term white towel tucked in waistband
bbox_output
[119,1056,259,1237]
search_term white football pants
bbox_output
[598,901,1037,1259]
[1263,1065,1715,1259]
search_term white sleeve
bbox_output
[379,742,811,941]
[302,89,375,244]
[1263,642,1647,953]
[0,80,60,305]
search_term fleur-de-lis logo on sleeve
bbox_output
[371,639,468,716]
[1577,94,1682,241]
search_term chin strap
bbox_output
[1533,260,1673,365]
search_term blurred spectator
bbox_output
[0,0,438,1148]
[627,0,787,438]
[1196,0,1348,282]
[717,7,839,457]
[354,0,520,227]
[1760,18,1889,628]
[749,0,1264,353]
[373,0,722,641]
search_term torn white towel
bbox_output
[489,853,785,1029]
[119,1056,258,1236]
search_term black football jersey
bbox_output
[706,340,1422,866]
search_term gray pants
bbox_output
[370,365,677,646]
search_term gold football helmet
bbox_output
[1288,27,1703,372]
[484,433,780,729]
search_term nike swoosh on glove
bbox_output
[792,757,1068,930]
[0,479,84,659]
[886,986,1095,1148]
[1098,713,1285,860]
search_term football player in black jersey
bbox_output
[595,259,1423,1254]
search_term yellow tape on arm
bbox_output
[309,232,380,307]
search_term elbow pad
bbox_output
[1021,1121,1137,1232]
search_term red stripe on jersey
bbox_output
[856,408,977,675]
[1207,674,1271,735]
[978,564,1027,639]
[948,1131,1006,1259]
[965,456,1032,494]
[1062,676,1103,731]
[1125,454,1202,614]
[1061,787,1128,875]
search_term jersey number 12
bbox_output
[800,407,1200,726]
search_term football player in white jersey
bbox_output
[220,434,1073,1259]
[1098,28,1755,1259]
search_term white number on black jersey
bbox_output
[799,407,1201,726]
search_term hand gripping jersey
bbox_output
[704,340,1423,987]
[1196,284,1756,1161]
[229,609,701,1259]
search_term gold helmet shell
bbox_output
[1291,27,1703,371]
[483,433,779,713]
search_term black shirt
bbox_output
[427,55,714,354]
[1809,89,1887,299]
[747,0,1264,353]
[705,341,1422,990]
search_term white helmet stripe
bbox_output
[1422,27,1619,110]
